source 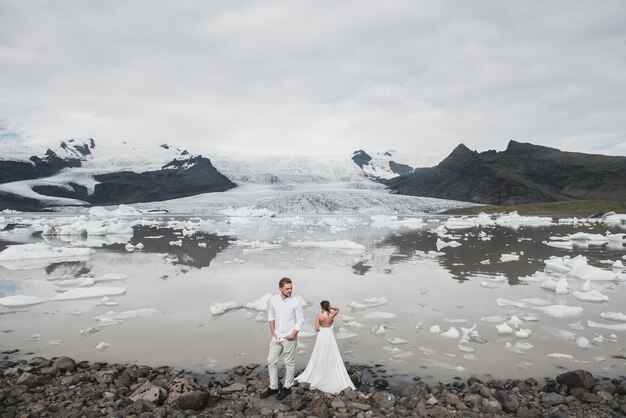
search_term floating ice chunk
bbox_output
[244,293,272,311]
[349,301,368,309]
[289,240,365,251]
[481,315,506,323]
[26,334,41,341]
[536,305,583,318]
[93,309,160,322]
[440,327,460,339]
[496,298,527,308]
[370,215,424,229]
[594,356,606,362]
[169,240,182,246]
[592,334,604,343]
[125,243,136,252]
[520,271,552,282]
[89,205,142,217]
[0,295,47,307]
[495,212,553,228]
[505,342,524,354]
[568,321,584,330]
[387,337,408,345]
[569,259,616,281]
[344,321,367,329]
[363,311,397,320]
[443,318,467,323]
[500,253,520,263]
[363,296,388,307]
[50,287,126,302]
[210,301,242,315]
[540,278,557,291]
[49,339,63,344]
[0,243,95,270]
[80,326,102,336]
[436,238,461,251]
[95,342,111,351]
[515,329,531,338]
[522,314,539,322]
[371,324,386,335]
[555,278,569,295]
[520,298,551,306]
[443,218,477,230]
[507,316,523,329]
[198,242,207,247]
[546,353,573,359]
[458,344,474,353]
[587,320,626,331]
[335,328,358,339]
[544,240,574,249]
[429,325,442,334]
[54,277,95,287]
[496,323,513,335]
[480,259,491,265]
[572,290,609,302]
[96,296,119,306]
[221,206,276,217]
[600,312,626,322]
[613,260,624,269]
[576,337,591,349]
[580,280,591,292]
[480,281,499,289]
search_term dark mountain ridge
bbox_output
[386,141,626,205]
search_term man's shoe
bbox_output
[276,387,290,401]
[260,387,279,399]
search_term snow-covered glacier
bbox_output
[132,153,476,215]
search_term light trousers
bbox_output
[267,337,297,390]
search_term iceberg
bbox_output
[600,312,626,322]
[587,320,626,331]
[0,243,95,270]
[572,290,609,303]
[536,305,583,318]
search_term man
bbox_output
[261,277,304,401]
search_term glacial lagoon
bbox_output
[1,209,625,387]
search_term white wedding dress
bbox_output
[295,325,356,393]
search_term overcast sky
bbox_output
[1,1,625,160]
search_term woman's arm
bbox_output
[314,314,320,332]
[330,307,340,318]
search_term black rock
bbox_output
[373,378,389,390]
[555,370,595,390]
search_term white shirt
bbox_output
[267,294,304,338]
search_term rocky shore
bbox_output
[1,354,625,417]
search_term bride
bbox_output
[295,300,356,393]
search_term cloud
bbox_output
[0,1,625,159]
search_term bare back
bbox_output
[318,312,334,328]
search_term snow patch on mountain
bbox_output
[352,149,437,180]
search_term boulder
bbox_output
[165,377,209,410]
[494,390,519,413]
[370,391,396,410]
[129,382,167,405]
[542,392,566,408]
[555,370,595,390]
[52,356,76,372]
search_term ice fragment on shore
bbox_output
[535,305,583,318]
[210,301,242,315]
[600,312,626,322]
[95,342,111,352]
[572,290,609,302]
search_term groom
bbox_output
[261,277,304,400]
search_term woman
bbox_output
[295,300,356,393]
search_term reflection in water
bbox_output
[103,225,233,269]
[379,223,626,284]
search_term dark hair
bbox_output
[321,300,331,313]
[279,277,292,288]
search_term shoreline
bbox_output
[2,352,625,417]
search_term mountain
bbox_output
[386,141,626,205]
[351,149,427,180]
[0,139,235,210]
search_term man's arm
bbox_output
[267,297,277,338]
[286,299,305,340]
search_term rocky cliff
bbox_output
[386,141,626,205]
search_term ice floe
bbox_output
[440,327,460,339]
[244,293,272,311]
[210,301,242,315]
[93,309,160,323]
[535,305,583,318]
[362,311,397,320]
[495,212,553,228]
[0,243,95,270]
[500,253,520,263]
[370,215,424,229]
[0,295,47,307]
[587,320,626,331]
[572,290,609,302]
[89,205,142,217]
[496,323,513,335]
[387,337,408,345]
[600,312,626,322]
[50,287,126,302]
[429,325,442,334]
[436,238,462,251]
[289,240,365,251]
[576,337,591,349]
[496,298,527,308]
[546,353,574,360]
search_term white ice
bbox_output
[0,243,95,270]
[49,287,126,302]
[0,295,47,307]
[496,323,513,335]
[362,311,397,320]
[572,290,609,302]
[95,342,111,352]
[440,327,460,339]
[244,293,272,311]
[496,298,527,308]
[436,238,462,251]
[587,320,626,331]
[535,305,583,318]
[210,301,242,315]
[429,325,442,334]
[289,239,365,251]
[387,337,408,345]
[500,253,520,263]
[93,309,160,322]
[600,312,626,322]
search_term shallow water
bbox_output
[1,213,625,387]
